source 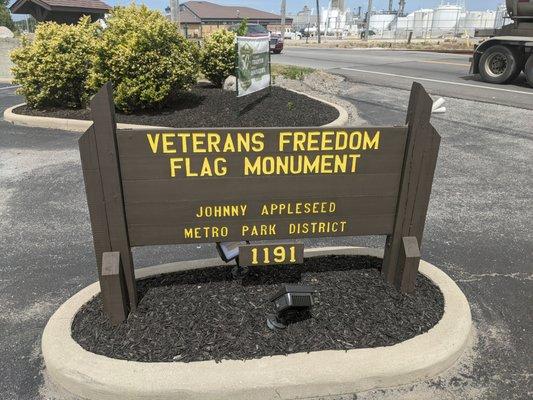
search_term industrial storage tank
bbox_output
[459,10,497,37]
[413,9,434,38]
[389,12,414,39]
[431,4,463,37]
[368,13,396,34]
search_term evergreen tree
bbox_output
[0,0,17,32]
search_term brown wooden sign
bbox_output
[118,126,405,245]
[79,82,440,323]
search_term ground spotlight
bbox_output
[267,284,315,330]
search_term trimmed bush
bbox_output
[200,29,236,88]
[10,17,97,108]
[87,5,199,113]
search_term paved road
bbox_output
[277,47,533,109]
[1,82,532,399]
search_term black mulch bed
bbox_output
[71,255,444,363]
[14,84,339,128]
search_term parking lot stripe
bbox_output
[340,68,533,95]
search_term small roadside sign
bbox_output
[236,36,271,97]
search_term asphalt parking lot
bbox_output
[0,79,532,399]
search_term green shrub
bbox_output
[271,64,315,81]
[200,29,236,87]
[10,17,97,108]
[87,4,199,113]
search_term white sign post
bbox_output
[236,36,271,97]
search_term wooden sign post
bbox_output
[79,82,440,324]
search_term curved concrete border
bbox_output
[3,88,348,132]
[42,247,471,400]
[2,104,168,132]
[284,88,349,127]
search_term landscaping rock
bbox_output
[0,27,14,39]
[223,75,236,91]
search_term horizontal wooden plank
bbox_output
[128,214,395,246]
[124,195,397,226]
[118,152,405,180]
[116,126,407,157]
[122,174,402,203]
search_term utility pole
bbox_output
[388,0,393,13]
[398,0,406,17]
[364,0,372,41]
[280,0,286,37]
[170,0,180,30]
[316,0,321,43]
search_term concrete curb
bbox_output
[2,104,170,132]
[2,89,348,132]
[42,246,472,400]
[285,88,349,127]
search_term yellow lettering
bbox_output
[364,130,380,149]
[170,158,183,177]
[251,132,265,152]
[223,135,235,152]
[207,133,221,152]
[279,132,291,151]
[214,157,227,176]
[244,157,261,175]
[176,133,190,153]
[146,133,160,153]
[162,133,176,153]
[349,131,362,150]
[192,133,206,153]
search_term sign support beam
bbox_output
[100,251,128,325]
[382,82,441,291]
[79,82,138,312]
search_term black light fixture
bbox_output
[215,241,242,262]
[267,284,315,330]
[215,241,249,278]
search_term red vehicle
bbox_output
[231,23,284,54]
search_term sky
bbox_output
[105,0,504,14]
[9,0,505,20]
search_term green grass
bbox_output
[271,64,315,81]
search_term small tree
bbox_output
[10,17,97,108]
[235,17,248,36]
[87,4,199,113]
[0,0,16,32]
[200,29,236,88]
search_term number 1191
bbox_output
[250,245,297,265]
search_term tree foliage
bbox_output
[235,18,248,36]
[10,17,97,108]
[87,4,199,113]
[0,0,16,32]
[200,29,236,88]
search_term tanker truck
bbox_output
[470,0,533,86]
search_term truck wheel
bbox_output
[479,45,520,84]
[525,54,533,88]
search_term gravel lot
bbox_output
[0,76,532,399]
